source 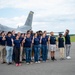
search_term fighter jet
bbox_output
[0,11,34,33]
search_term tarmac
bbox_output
[0,42,75,75]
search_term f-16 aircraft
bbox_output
[0,11,34,33]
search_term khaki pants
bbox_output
[59,48,64,58]
[0,45,6,62]
[20,46,23,62]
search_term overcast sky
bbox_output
[0,0,75,34]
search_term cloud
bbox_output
[0,0,62,9]
[0,0,75,34]
[0,0,75,16]
[0,15,26,28]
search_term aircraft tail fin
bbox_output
[24,11,34,26]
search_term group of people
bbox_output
[0,29,71,67]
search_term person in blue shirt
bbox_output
[22,32,32,64]
[48,32,57,61]
[58,33,65,60]
[11,30,16,62]
[44,31,49,59]
[30,30,34,60]
[11,30,16,40]
[0,36,1,45]
[14,35,21,66]
[64,29,71,59]
[19,33,25,62]
[37,31,42,60]
[0,31,6,63]
[6,32,14,65]
[41,33,48,62]
[32,33,41,63]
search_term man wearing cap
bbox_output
[58,33,65,60]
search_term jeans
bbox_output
[34,45,39,62]
[66,45,71,57]
[47,44,48,59]
[25,48,31,63]
[6,46,13,63]
[38,44,41,59]
[42,45,47,61]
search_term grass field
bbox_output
[70,35,75,42]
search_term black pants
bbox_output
[14,47,20,64]
[12,47,15,61]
